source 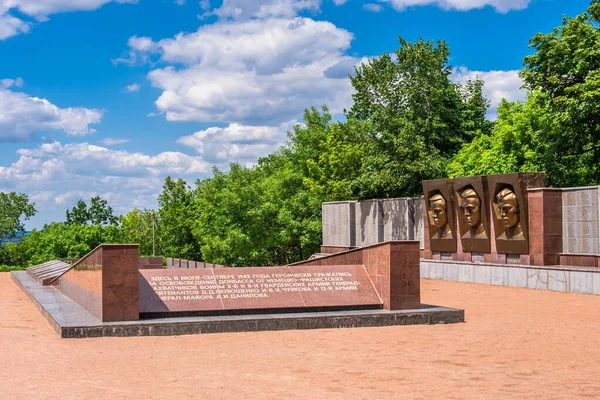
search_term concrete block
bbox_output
[355,200,381,247]
[508,267,528,288]
[430,263,444,280]
[381,198,411,241]
[547,270,569,292]
[490,266,508,286]
[457,263,473,283]
[570,271,594,294]
[322,201,356,247]
[593,272,600,295]
[443,263,459,282]
[473,265,490,285]
[413,197,425,250]
[527,269,548,290]
[420,262,430,279]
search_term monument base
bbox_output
[12,271,464,338]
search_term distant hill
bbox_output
[0,231,30,245]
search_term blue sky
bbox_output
[0,0,592,229]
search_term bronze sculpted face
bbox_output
[428,193,452,239]
[460,189,481,228]
[495,188,523,239]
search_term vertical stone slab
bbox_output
[529,188,562,266]
[101,245,140,322]
[290,241,420,310]
[413,197,424,250]
[355,200,381,247]
[381,198,412,242]
[322,201,357,248]
[562,187,599,255]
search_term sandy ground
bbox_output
[1,273,600,399]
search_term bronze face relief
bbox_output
[428,192,452,239]
[494,187,524,240]
[459,188,485,238]
[453,176,491,253]
[422,179,456,253]
[487,173,545,254]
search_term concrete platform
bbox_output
[11,271,464,338]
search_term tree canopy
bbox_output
[0,192,36,241]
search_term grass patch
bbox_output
[0,265,26,272]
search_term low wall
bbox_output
[52,244,140,322]
[293,241,421,310]
[421,260,600,295]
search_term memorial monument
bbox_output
[11,240,464,338]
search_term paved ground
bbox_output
[1,272,599,399]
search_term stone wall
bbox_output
[322,198,424,250]
[562,187,600,254]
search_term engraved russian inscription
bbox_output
[139,265,382,313]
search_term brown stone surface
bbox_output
[528,189,563,266]
[293,241,420,310]
[139,265,382,314]
[559,254,599,268]
[453,176,491,253]
[54,244,140,322]
[422,178,457,253]
[487,173,545,254]
[3,273,600,399]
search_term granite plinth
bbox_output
[139,265,383,314]
[11,271,464,338]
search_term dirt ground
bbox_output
[1,273,600,399]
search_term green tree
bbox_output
[348,37,488,197]
[448,96,551,178]
[19,222,123,265]
[121,208,161,256]
[451,1,600,187]
[66,196,118,225]
[520,0,600,186]
[0,192,36,241]
[158,177,200,260]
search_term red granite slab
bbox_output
[139,265,382,314]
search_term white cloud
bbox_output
[381,0,530,13]
[451,67,525,119]
[363,3,383,12]
[177,122,291,164]
[0,13,29,39]
[124,17,358,125]
[0,0,137,40]
[0,141,210,226]
[125,83,141,92]
[332,0,348,5]
[100,137,131,145]
[0,85,103,141]
[204,0,322,20]
[0,76,24,88]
